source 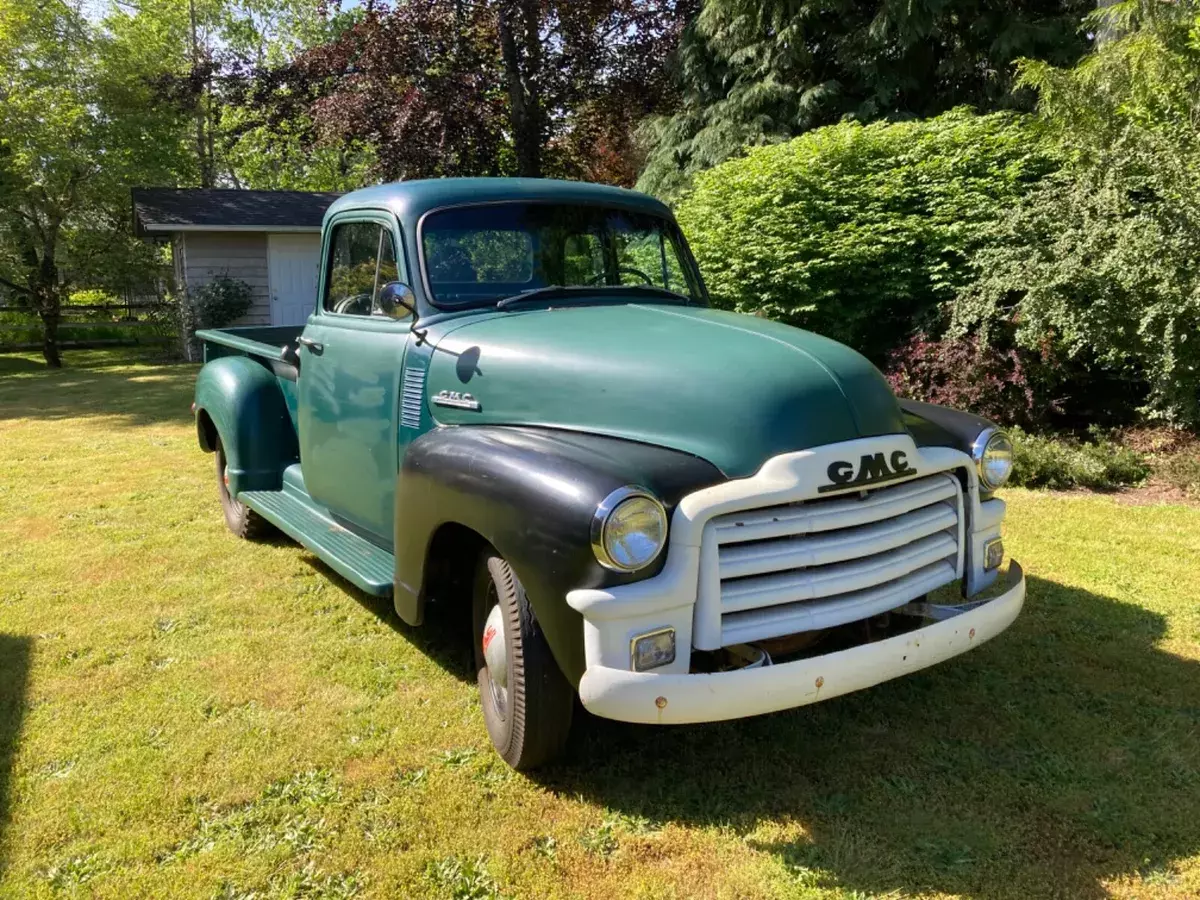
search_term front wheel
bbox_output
[472,549,574,770]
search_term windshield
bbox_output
[420,202,701,308]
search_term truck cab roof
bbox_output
[324,178,674,228]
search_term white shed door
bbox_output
[268,233,322,326]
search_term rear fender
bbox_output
[194,355,299,496]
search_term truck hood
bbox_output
[426,303,905,478]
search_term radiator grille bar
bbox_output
[693,471,964,650]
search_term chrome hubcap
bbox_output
[482,602,506,696]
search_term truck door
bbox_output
[296,213,412,545]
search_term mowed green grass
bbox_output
[1,350,1199,900]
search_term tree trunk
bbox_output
[497,1,543,178]
[518,0,542,177]
[39,305,62,368]
[34,233,63,368]
[1094,0,1121,44]
[189,0,214,187]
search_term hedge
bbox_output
[674,109,1059,365]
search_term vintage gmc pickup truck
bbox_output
[193,178,1025,769]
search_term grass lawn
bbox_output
[1,349,1198,900]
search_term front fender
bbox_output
[901,399,998,454]
[194,355,298,496]
[394,426,724,685]
[901,399,1003,504]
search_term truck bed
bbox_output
[195,325,305,363]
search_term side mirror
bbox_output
[376,281,417,321]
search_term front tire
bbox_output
[215,438,273,540]
[472,549,573,770]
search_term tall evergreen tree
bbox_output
[638,0,1095,197]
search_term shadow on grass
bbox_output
[0,635,31,878]
[0,349,196,427]
[0,356,47,375]
[533,575,1200,900]
[302,555,475,684]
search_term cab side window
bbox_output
[325,222,405,317]
[374,228,405,316]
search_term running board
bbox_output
[239,489,394,597]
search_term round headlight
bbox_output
[591,487,668,573]
[973,428,1014,491]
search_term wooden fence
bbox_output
[0,301,176,352]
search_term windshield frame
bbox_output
[415,199,708,311]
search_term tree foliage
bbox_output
[953,0,1200,426]
[675,110,1058,363]
[0,0,186,366]
[637,0,1093,198]
[0,0,379,366]
[250,0,694,184]
[110,0,370,190]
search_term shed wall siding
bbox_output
[179,231,271,326]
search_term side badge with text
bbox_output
[819,451,913,493]
[433,390,482,411]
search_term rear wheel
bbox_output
[472,549,573,770]
[215,438,273,540]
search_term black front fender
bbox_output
[901,399,1003,498]
[901,399,998,454]
[393,426,723,684]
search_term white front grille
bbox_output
[692,472,964,649]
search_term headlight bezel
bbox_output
[972,427,1015,492]
[590,485,668,573]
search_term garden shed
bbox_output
[132,188,341,327]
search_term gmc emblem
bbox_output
[818,451,913,493]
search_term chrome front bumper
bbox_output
[577,562,1025,724]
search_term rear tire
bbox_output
[472,549,573,770]
[215,438,273,540]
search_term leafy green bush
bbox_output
[0,305,177,351]
[1155,451,1200,498]
[186,276,253,330]
[675,110,1058,363]
[1009,428,1150,490]
[66,289,121,306]
[951,3,1200,428]
[179,276,253,361]
[953,151,1200,429]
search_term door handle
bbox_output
[298,336,324,354]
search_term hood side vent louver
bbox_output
[401,366,426,430]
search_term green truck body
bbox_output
[193,178,1026,769]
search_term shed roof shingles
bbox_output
[132,188,342,233]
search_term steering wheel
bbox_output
[334,292,372,315]
[586,265,655,287]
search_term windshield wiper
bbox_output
[495,285,580,309]
[613,285,692,304]
[496,283,690,310]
